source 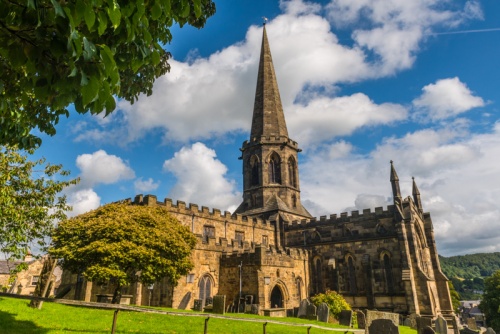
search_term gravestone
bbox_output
[356,310,366,329]
[193,299,204,311]
[305,303,317,321]
[459,328,478,334]
[407,314,418,329]
[403,318,411,327]
[467,318,478,330]
[339,310,353,327]
[368,319,399,334]
[250,304,260,315]
[485,328,496,334]
[422,326,435,334]
[417,316,433,334]
[435,316,447,334]
[317,303,329,323]
[212,295,226,314]
[366,310,400,328]
[297,299,309,318]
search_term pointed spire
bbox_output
[412,177,423,212]
[250,24,289,139]
[390,160,402,203]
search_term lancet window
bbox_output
[288,157,297,187]
[268,153,281,184]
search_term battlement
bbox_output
[241,135,299,150]
[285,205,396,231]
[132,194,275,230]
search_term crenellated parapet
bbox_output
[131,194,275,231]
[284,205,399,246]
[285,205,396,231]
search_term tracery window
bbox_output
[383,254,394,294]
[268,153,281,184]
[199,275,213,304]
[347,256,357,294]
[288,157,297,187]
[250,155,260,186]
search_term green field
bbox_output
[0,296,417,333]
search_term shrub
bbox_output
[311,290,352,321]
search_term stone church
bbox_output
[60,25,454,319]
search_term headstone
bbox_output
[212,295,226,314]
[297,299,309,318]
[306,303,317,320]
[407,314,418,329]
[366,310,399,328]
[467,318,478,330]
[485,328,496,334]
[368,319,399,334]
[339,310,353,327]
[435,316,447,334]
[422,326,435,334]
[403,318,411,327]
[459,328,478,334]
[317,303,329,323]
[451,315,461,334]
[356,310,366,329]
[250,304,260,315]
[416,316,433,334]
[193,299,204,311]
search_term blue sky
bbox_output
[35,0,500,256]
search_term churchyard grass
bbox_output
[0,296,417,333]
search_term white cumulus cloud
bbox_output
[412,77,485,120]
[134,177,161,193]
[163,143,241,212]
[76,150,135,187]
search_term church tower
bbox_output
[234,25,311,222]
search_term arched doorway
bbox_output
[270,285,283,308]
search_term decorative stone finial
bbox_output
[262,17,268,25]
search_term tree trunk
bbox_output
[111,285,122,304]
[29,256,57,309]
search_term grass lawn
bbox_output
[0,296,417,334]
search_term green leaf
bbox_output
[81,76,99,106]
[193,0,202,18]
[107,0,121,29]
[82,37,97,61]
[151,2,162,21]
[151,50,160,66]
[50,0,66,18]
[98,11,108,36]
[84,4,96,30]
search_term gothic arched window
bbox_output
[199,275,213,304]
[288,157,297,187]
[314,258,323,294]
[268,153,281,184]
[383,254,394,294]
[250,155,260,186]
[347,256,357,294]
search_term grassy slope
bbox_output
[0,297,417,334]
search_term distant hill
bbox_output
[440,252,500,279]
[439,252,500,300]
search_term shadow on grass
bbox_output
[0,309,50,334]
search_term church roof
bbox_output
[250,25,289,139]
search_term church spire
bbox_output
[390,161,402,204]
[250,24,289,139]
[412,177,423,212]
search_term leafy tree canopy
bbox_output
[0,145,77,262]
[480,270,500,332]
[49,202,197,302]
[0,0,216,149]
